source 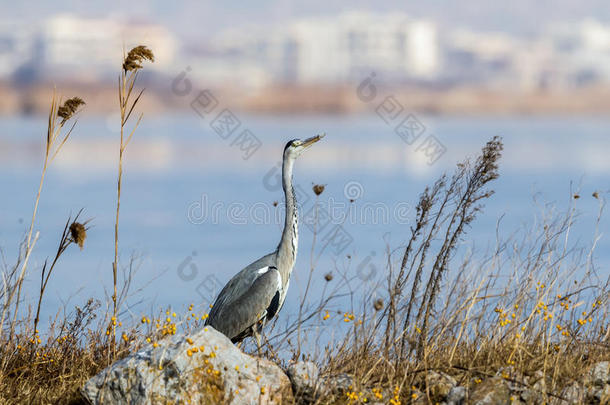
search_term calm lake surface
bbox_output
[0,114,608,332]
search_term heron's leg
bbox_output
[251,330,264,387]
[251,324,264,378]
[252,324,262,356]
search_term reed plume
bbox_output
[112,45,154,339]
[33,211,90,334]
[70,221,87,250]
[122,45,155,72]
[57,97,85,124]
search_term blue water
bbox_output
[0,114,608,333]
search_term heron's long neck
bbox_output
[277,156,297,282]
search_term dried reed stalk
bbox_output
[0,93,83,340]
[112,45,154,335]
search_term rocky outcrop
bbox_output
[81,333,609,405]
[286,361,610,405]
[81,326,292,405]
[286,361,320,403]
[286,361,355,403]
[419,371,458,403]
[550,361,610,405]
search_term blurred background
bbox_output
[0,1,608,328]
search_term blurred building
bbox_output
[291,12,439,83]
[0,22,36,80]
[187,25,287,88]
[0,14,177,84]
[442,29,522,87]
[39,14,122,81]
[545,19,610,87]
[442,19,610,90]
[4,12,610,91]
[190,11,440,87]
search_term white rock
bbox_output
[81,326,292,404]
[447,386,466,405]
[587,361,610,387]
[559,382,584,404]
[287,360,320,401]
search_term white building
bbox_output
[0,22,36,79]
[199,11,440,86]
[208,25,294,86]
[39,14,177,81]
[290,12,439,83]
[545,19,610,86]
[442,28,571,90]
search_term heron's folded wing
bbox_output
[208,268,281,340]
[208,253,276,315]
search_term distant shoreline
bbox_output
[2,82,610,116]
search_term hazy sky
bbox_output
[3,0,610,39]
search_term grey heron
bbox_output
[205,134,325,345]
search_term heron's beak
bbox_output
[302,133,325,148]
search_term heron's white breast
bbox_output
[278,278,290,309]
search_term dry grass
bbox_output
[0,49,607,404]
[0,45,158,404]
[0,298,218,403]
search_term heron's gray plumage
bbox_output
[207,253,276,319]
[205,135,324,343]
[209,266,281,342]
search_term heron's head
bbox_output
[283,134,325,160]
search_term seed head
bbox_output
[313,184,325,196]
[123,45,155,72]
[70,222,87,250]
[57,97,85,123]
[324,272,333,282]
[373,299,384,311]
